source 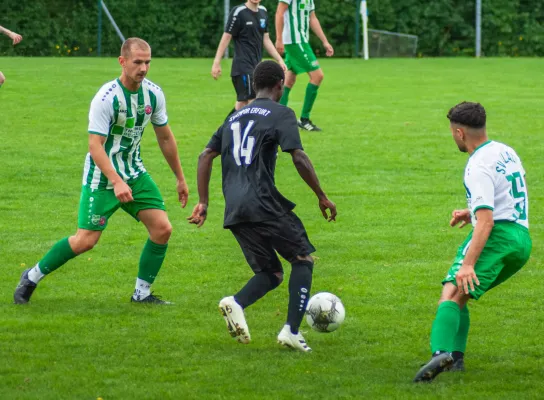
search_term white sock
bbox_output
[27,264,45,284]
[133,278,151,300]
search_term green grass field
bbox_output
[0,57,543,399]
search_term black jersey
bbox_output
[225,4,269,76]
[207,98,303,228]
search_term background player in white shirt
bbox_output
[414,102,532,382]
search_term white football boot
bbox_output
[277,324,312,352]
[218,296,251,344]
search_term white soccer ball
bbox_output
[305,292,345,333]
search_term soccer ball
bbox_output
[305,292,345,333]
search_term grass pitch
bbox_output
[0,57,543,399]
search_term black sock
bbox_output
[287,260,313,334]
[234,272,281,309]
[452,351,464,361]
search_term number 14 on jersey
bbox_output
[231,120,256,166]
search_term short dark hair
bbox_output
[253,61,284,91]
[447,102,486,129]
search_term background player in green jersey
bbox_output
[0,25,23,87]
[275,0,334,132]
[414,102,532,382]
[14,38,189,305]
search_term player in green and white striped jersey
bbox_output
[414,102,532,382]
[275,0,334,131]
[14,38,189,305]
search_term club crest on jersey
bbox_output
[137,104,146,115]
[260,19,266,28]
[145,105,152,115]
[91,214,104,226]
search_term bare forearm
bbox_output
[0,26,10,36]
[310,17,328,43]
[197,152,214,204]
[89,141,123,185]
[213,34,231,64]
[158,137,185,181]
[463,222,493,265]
[292,150,325,199]
[275,12,285,41]
[264,36,283,62]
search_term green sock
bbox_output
[38,237,77,274]
[280,86,291,106]
[430,300,461,354]
[453,305,470,353]
[138,239,168,284]
[301,83,319,119]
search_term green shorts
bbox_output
[443,222,532,300]
[284,43,320,74]
[78,173,165,231]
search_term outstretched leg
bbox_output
[14,229,102,304]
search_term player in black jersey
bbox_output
[211,0,286,117]
[189,60,336,352]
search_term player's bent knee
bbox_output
[291,256,314,272]
[153,221,172,243]
[71,234,100,254]
[271,271,284,287]
[309,70,324,85]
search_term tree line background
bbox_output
[1,0,542,57]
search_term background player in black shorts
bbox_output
[189,60,336,352]
[211,0,286,117]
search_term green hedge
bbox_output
[1,0,543,57]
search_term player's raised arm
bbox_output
[275,2,289,54]
[290,149,336,222]
[309,12,333,57]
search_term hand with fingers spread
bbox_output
[319,196,337,222]
[456,263,480,295]
[114,180,133,203]
[450,209,471,228]
[177,179,189,208]
[187,203,208,228]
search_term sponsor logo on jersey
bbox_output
[246,21,253,25]
[145,105,152,115]
[260,19,266,28]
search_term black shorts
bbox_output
[229,211,316,274]
[231,74,256,102]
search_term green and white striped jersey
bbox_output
[280,0,315,45]
[83,78,168,190]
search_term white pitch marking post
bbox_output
[361,0,369,60]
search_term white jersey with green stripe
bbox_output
[464,140,529,228]
[83,78,168,190]
[280,0,315,45]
